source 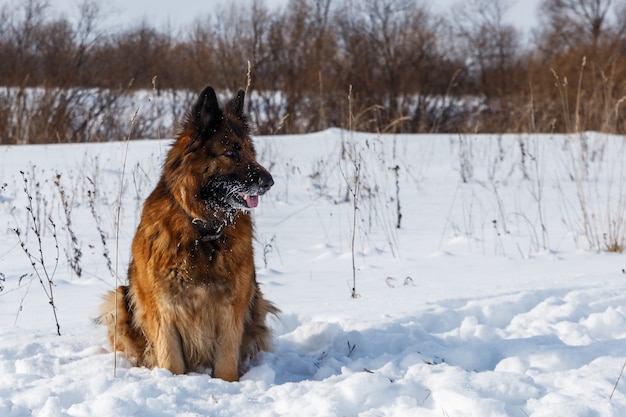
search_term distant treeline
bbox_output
[1,0,626,143]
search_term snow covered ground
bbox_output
[1,129,626,416]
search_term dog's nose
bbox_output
[259,171,274,192]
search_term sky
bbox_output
[0,0,541,35]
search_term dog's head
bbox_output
[175,86,273,214]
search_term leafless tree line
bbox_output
[1,0,626,143]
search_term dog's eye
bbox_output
[223,150,237,160]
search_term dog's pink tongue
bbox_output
[245,195,259,208]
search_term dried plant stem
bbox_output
[54,173,82,278]
[610,360,626,399]
[348,84,353,132]
[344,85,360,298]
[348,158,361,299]
[87,178,114,276]
[574,56,586,132]
[246,60,252,97]
[551,68,571,133]
[113,107,139,376]
[392,164,401,229]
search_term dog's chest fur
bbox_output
[165,221,255,358]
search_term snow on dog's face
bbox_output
[183,87,274,213]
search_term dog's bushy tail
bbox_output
[241,284,280,369]
[98,286,146,364]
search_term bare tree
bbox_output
[535,0,624,56]
[72,1,106,85]
[335,0,449,132]
[6,0,48,85]
[263,0,336,133]
[452,0,521,97]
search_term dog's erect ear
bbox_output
[192,86,222,137]
[226,89,246,119]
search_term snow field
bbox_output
[1,129,626,416]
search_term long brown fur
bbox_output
[99,86,278,381]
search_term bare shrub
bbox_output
[13,170,61,335]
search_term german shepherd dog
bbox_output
[99,86,277,381]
